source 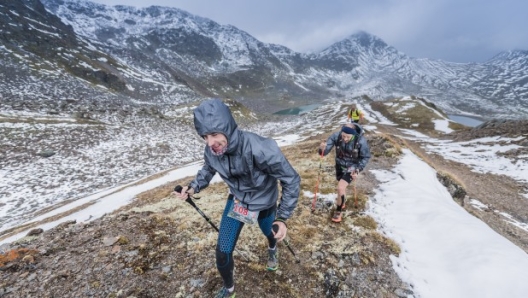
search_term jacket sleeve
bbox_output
[254,139,300,220]
[357,137,371,172]
[319,132,338,156]
[189,154,217,193]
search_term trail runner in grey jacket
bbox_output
[319,123,371,223]
[174,99,300,298]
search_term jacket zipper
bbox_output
[227,154,249,207]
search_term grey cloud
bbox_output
[91,0,528,63]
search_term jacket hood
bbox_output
[193,99,239,153]
[354,123,364,135]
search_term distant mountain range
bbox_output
[1,0,527,118]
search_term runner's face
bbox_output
[341,132,354,143]
[203,133,228,153]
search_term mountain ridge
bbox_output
[1,0,527,119]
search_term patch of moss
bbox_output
[370,232,401,256]
[354,215,378,230]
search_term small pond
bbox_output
[273,104,322,115]
[447,114,484,127]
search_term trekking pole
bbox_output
[272,224,300,263]
[353,174,358,209]
[174,185,250,261]
[311,148,324,212]
[175,185,220,231]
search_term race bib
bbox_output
[228,200,259,224]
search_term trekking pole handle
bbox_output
[174,185,190,197]
[174,184,198,207]
[174,185,198,203]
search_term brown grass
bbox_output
[370,97,467,137]
[353,215,378,230]
[437,170,466,190]
[369,232,402,256]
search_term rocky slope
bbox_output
[0,133,414,298]
[1,98,527,297]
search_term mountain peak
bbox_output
[346,31,389,50]
[3,0,528,119]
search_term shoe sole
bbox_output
[332,215,342,223]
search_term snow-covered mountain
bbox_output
[1,0,527,118]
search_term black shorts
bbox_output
[335,164,352,183]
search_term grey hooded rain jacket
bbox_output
[189,99,301,220]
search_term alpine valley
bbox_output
[2,1,528,297]
[1,0,527,118]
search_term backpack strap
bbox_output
[353,134,360,150]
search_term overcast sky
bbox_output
[86,0,527,63]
